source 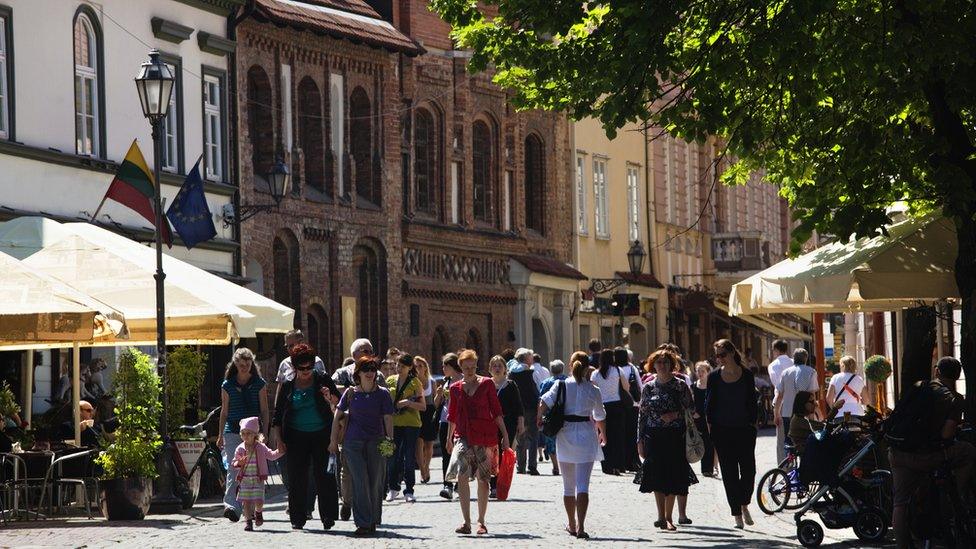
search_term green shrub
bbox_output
[864,355,893,383]
[825,359,841,375]
[95,348,162,479]
[165,346,207,437]
[0,380,20,418]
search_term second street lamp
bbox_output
[135,49,182,514]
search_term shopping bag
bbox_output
[496,448,516,501]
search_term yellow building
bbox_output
[573,118,668,360]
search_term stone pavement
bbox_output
[0,429,893,548]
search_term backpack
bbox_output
[883,380,952,451]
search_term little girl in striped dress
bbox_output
[233,416,285,531]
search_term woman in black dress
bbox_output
[489,354,523,498]
[638,348,697,531]
[705,339,759,529]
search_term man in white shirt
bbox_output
[531,352,551,388]
[774,348,819,461]
[275,329,326,383]
[767,339,794,462]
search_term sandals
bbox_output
[477,522,488,535]
[455,523,472,535]
[678,517,692,525]
[255,512,264,527]
[566,526,577,537]
[577,531,590,539]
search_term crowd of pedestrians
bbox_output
[209,328,974,544]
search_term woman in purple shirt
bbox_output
[329,356,394,537]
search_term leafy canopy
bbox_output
[430,0,976,250]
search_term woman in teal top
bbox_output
[272,344,340,531]
[218,348,268,522]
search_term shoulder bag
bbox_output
[683,384,705,463]
[617,367,635,407]
[541,381,566,437]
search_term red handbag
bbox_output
[495,448,516,501]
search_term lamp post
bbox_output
[221,156,290,227]
[585,240,646,345]
[135,50,181,514]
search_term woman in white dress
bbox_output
[539,351,607,539]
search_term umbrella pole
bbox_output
[73,343,81,446]
[23,350,34,426]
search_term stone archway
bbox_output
[532,317,551,367]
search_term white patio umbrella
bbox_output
[729,215,958,315]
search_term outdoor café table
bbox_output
[1,450,53,520]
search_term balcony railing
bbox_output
[712,231,771,272]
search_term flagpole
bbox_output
[90,194,110,223]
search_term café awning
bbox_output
[713,300,812,341]
[729,215,958,315]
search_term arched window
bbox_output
[525,134,546,233]
[307,304,331,367]
[350,87,378,205]
[353,241,387,350]
[414,108,438,215]
[272,232,301,326]
[430,326,450,375]
[247,66,274,183]
[472,120,492,222]
[297,77,327,193]
[73,11,101,156]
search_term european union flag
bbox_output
[166,158,217,249]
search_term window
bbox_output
[594,158,609,238]
[0,10,10,140]
[576,155,587,234]
[524,135,545,233]
[353,242,387,351]
[350,87,377,204]
[503,171,512,231]
[664,137,675,223]
[686,143,697,227]
[450,161,461,224]
[472,120,492,222]
[74,12,100,156]
[159,60,181,173]
[273,231,302,325]
[297,76,325,192]
[247,65,274,182]
[414,108,437,214]
[203,73,224,181]
[330,74,345,196]
[627,166,640,241]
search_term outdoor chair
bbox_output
[1,453,36,523]
[39,449,98,519]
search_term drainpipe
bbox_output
[643,118,663,346]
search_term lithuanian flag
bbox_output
[102,140,173,247]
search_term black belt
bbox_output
[565,415,590,422]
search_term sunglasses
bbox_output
[715,351,729,359]
[295,365,313,372]
[359,366,378,373]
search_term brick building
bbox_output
[233,0,421,370]
[379,0,579,370]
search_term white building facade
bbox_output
[0,0,242,412]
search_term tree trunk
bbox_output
[900,306,935,396]
[954,213,976,417]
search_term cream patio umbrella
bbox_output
[729,215,958,315]
[0,251,127,443]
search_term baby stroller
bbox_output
[793,418,892,547]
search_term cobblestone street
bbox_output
[0,430,891,548]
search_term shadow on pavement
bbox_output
[0,519,183,530]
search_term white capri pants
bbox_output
[559,461,594,497]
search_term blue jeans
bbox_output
[387,426,419,494]
[345,438,386,528]
[221,431,242,513]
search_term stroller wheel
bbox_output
[797,520,825,547]
[854,507,888,542]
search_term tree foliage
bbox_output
[431,0,975,248]
[165,346,207,437]
[96,348,161,479]
[431,0,976,409]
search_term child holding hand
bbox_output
[233,416,285,531]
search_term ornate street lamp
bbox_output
[627,239,646,277]
[135,49,182,515]
[222,156,291,226]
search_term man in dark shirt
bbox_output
[508,348,541,475]
[889,357,975,549]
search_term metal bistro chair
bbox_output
[39,449,98,519]
[1,453,38,523]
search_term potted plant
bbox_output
[165,346,207,508]
[96,348,162,520]
[863,355,893,413]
